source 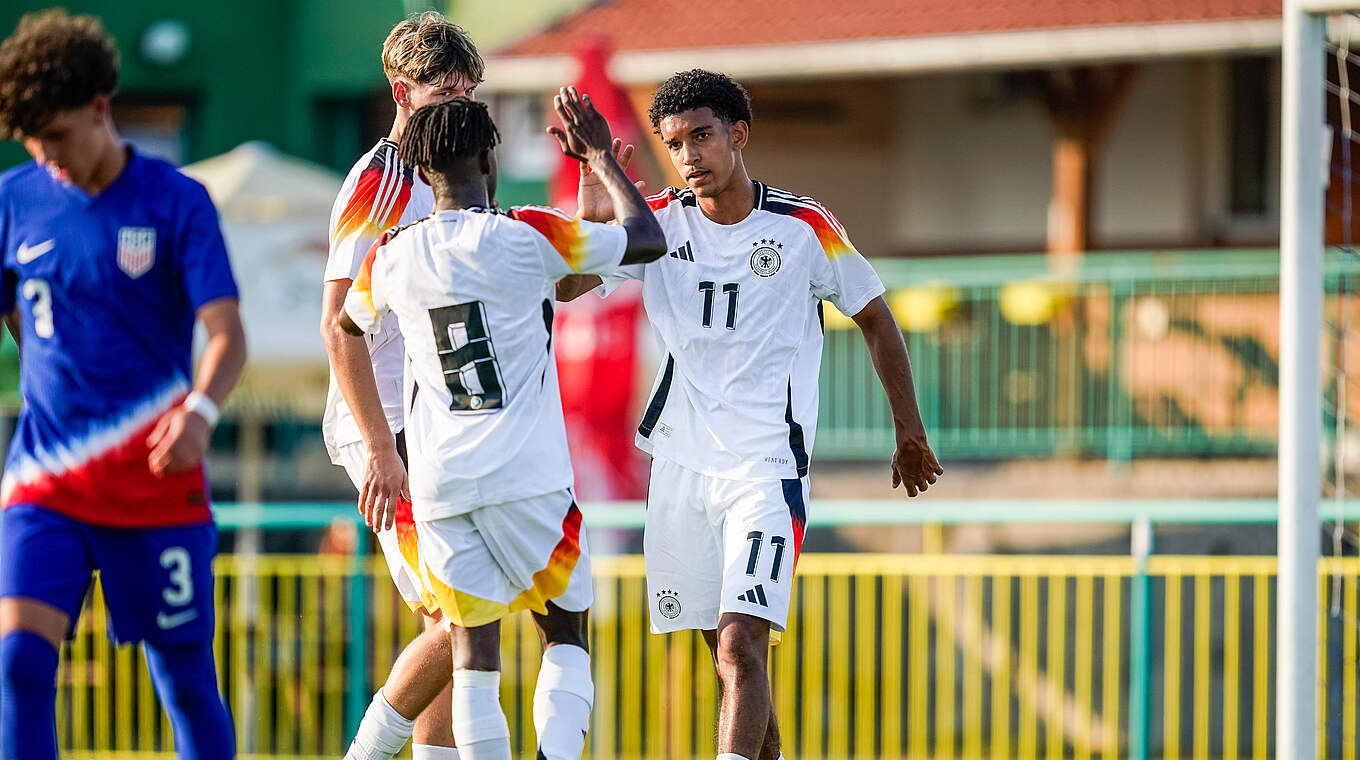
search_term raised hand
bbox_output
[578,137,646,222]
[546,86,615,163]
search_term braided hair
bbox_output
[398,97,500,178]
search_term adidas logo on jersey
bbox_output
[737,584,769,607]
[667,241,695,262]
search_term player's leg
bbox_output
[530,602,592,760]
[338,440,458,760]
[346,612,454,760]
[711,614,773,760]
[418,513,516,760]
[142,639,235,760]
[510,491,595,760]
[465,490,596,760]
[448,620,509,760]
[700,630,782,760]
[97,519,233,759]
[707,476,806,760]
[0,504,98,759]
[410,612,457,760]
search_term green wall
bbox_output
[0,1,414,171]
[0,0,570,206]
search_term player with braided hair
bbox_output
[396,96,501,173]
[326,90,665,760]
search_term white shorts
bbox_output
[336,440,440,615]
[416,489,592,629]
[643,457,809,636]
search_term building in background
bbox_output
[0,0,587,191]
[483,0,1285,258]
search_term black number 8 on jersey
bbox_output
[428,302,505,412]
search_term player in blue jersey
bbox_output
[0,11,246,758]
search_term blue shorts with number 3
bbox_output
[0,503,217,645]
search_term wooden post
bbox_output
[1032,66,1138,452]
[1037,64,1139,263]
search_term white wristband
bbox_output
[183,391,220,427]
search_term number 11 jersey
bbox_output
[604,182,885,482]
[344,206,627,521]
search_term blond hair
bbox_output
[382,11,483,86]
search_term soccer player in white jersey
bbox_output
[332,93,665,760]
[318,13,481,760]
[561,70,943,760]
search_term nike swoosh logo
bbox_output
[16,239,54,264]
[156,609,200,630]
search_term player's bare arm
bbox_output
[147,296,245,477]
[547,86,666,264]
[322,280,407,531]
[555,274,603,302]
[850,296,942,497]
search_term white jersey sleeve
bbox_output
[342,232,394,334]
[594,263,645,298]
[324,140,420,283]
[507,206,628,280]
[796,200,885,317]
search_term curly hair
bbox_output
[399,97,500,177]
[648,69,752,132]
[382,11,484,87]
[0,9,119,140]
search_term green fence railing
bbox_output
[817,248,1359,461]
[2,248,1350,468]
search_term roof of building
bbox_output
[500,0,1281,56]
[481,0,1284,91]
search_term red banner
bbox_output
[553,37,648,500]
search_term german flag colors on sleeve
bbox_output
[766,193,885,319]
[343,233,392,334]
[510,205,628,279]
[324,144,416,282]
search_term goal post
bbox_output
[1279,2,1338,758]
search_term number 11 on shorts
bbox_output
[744,531,786,582]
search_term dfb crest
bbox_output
[117,227,156,278]
[750,245,781,277]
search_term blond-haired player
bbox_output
[318,12,481,760]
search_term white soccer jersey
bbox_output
[344,206,628,520]
[321,140,435,461]
[604,182,885,481]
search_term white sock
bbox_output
[533,644,594,760]
[451,670,511,760]
[412,745,460,760]
[344,690,415,760]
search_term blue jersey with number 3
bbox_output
[0,148,238,527]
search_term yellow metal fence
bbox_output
[58,554,1360,760]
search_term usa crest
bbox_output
[117,227,156,278]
